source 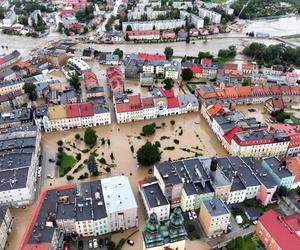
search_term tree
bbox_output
[105,166,111,173]
[19,15,29,26]
[142,123,156,136]
[126,25,132,31]
[23,82,37,101]
[69,75,80,91]
[204,16,210,26]
[137,142,161,166]
[75,134,81,140]
[130,145,134,153]
[181,68,193,81]
[107,241,116,250]
[87,155,98,175]
[236,236,244,249]
[76,153,82,161]
[164,47,174,60]
[186,34,190,44]
[67,175,74,181]
[170,120,175,125]
[163,78,174,90]
[57,140,63,146]
[125,33,129,41]
[84,128,97,146]
[277,186,288,197]
[198,51,213,61]
[0,7,4,20]
[113,48,123,59]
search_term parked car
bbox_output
[191,210,197,219]
[231,204,240,210]
[64,242,70,250]
[242,223,250,229]
[47,174,54,179]
[49,158,55,163]
[88,240,93,249]
[227,224,232,233]
[127,239,134,246]
[93,239,98,249]
[188,211,193,220]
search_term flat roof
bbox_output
[142,182,169,208]
[203,198,230,217]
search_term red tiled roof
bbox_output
[0,58,5,65]
[138,53,166,61]
[188,64,203,74]
[287,155,300,183]
[161,88,175,98]
[70,23,83,30]
[128,95,142,111]
[224,126,243,144]
[207,103,223,116]
[237,86,252,97]
[66,103,80,118]
[83,70,99,86]
[79,102,94,117]
[167,97,179,109]
[142,97,154,108]
[127,30,160,36]
[242,64,253,70]
[223,63,238,70]
[60,8,74,16]
[258,210,300,250]
[201,58,212,65]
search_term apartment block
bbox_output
[122,19,185,31]
[199,198,230,238]
[139,177,170,221]
[0,207,13,250]
[21,176,138,249]
[0,126,41,207]
[198,7,221,24]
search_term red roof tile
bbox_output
[242,64,253,70]
[188,64,203,74]
[201,58,212,65]
[223,63,238,70]
[66,103,80,118]
[287,155,300,184]
[224,126,243,144]
[167,97,179,109]
[142,97,154,108]
[79,102,94,117]
[258,210,300,250]
[138,53,166,61]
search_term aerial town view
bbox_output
[1,0,300,250]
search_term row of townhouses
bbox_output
[114,87,199,123]
[21,176,138,249]
[146,156,295,213]
[34,101,111,132]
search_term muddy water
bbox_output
[8,112,226,249]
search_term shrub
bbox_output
[99,157,107,164]
[82,149,89,153]
[130,145,134,153]
[66,175,74,181]
[162,122,166,127]
[57,153,63,159]
[154,141,161,148]
[164,146,175,150]
[174,139,179,144]
[105,166,111,173]
[57,140,63,146]
[76,153,82,161]
[160,136,170,140]
[170,120,175,125]
[58,147,63,152]
[75,134,80,140]
[110,153,115,160]
[107,139,111,146]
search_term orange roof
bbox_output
[224,86,238,98]
[237,86,252,97]
[207,103,223,116]
[16,60,31,68]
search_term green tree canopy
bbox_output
[69,75,80,91]
[137,142,161,166]
[163,78,174,90]
[142,123,156,136]
[181,68,193,81]
[84,128,97,146]
[23,82,37,101]
[164,47,174,60]
[113,48,123,59]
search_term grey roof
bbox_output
[90,180,107,220]
[155,161,182,185]
[235,129,290,142]
[35,104,48,118]
[263,156,293,178]
[178,94,198,108]
[86,86,104,94]
[3,50,20,62]
[142,180,169,208]
[76,197,93,221]
[0,207,9,225]
[149,87,166,99]
[244,207,261,220]
[217,157,246,192]
[202,198,229,217]
[56,188,76,220]
[0,108,32,125]
[93,103,109,114]
[0,68,15,79]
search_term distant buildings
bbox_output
[2,9,17,26]
[287,155,300,188]
[67,57,91,74]
[142,208,187,250]
[256,210,300,250]
[122,19,185,32]
[21,176,138,249]
[0,50,21,71]
[198,7,222,24]
[199,198,230,238]
[180,11,204,29]
[0,207,13,250]
[126,30,161,40]
[0,126,41,207]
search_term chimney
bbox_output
[210,157,218,180]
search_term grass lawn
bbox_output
[60,152,76,177]
[240,235,256,250]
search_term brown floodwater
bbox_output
[8,111,226,249]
